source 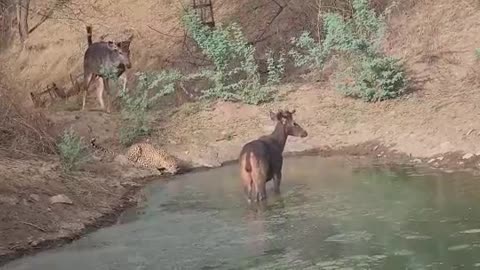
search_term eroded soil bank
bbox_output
[2,88,480,265]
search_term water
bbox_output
[4,156,480,270]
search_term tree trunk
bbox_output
[16,0,29,42]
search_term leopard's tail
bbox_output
[90,138,115,156]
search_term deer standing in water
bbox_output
[82,25,133,113]
[239,109,308,202]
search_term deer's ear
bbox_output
[118,39,132,50]
[106,42,118,50]
[269,111,278,121]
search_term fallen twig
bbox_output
[147,24,183,39]
[20,221,48,233]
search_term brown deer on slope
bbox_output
[82,25,133,113]
[239,109,308,203]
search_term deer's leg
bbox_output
[241,158,253,203]
[273,158,283,194]
[256,180,267,202]
[103,79,111,113]
[241,153,255,203]
[247,179,255,203]
[94,78,106,111]
[119,73,127,93]
[273,171,282,194]
[82,73,94,111]
[252,170,267,202]
[243,184,252,203]
[249,157,268,202]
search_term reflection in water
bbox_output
[4,156,480,270]
[244,205,267,256]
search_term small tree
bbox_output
[181,10,275,105]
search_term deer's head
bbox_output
[269,109,308,138]
[108,34,134,69]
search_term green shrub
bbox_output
[118,70,182,145]
[182,10,272,105]
[289,32,328,69]
[289,0,407,102]
[475,48,480,59]
[99,65,183,145]
[57,128,89,172]
[336,55,407,101]
[266,50,286,86]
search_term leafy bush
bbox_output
[57,128,89,172]
[118,70,182,145]
[336,55,407,101]
[266,50,286,86]
[98,65,183,145]
[289,31,328,69]
[289,0,407,102]
[182,10,274,105]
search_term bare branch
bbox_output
[147,24,184,39]
[253,0,288,44]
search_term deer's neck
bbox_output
[269,122,288,152]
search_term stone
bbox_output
[462,153,475,160]
[49,194,73,205]
[427,159,436,164]
[60,222,85,232]
[120,181,141,188]
[436,156,444,161]
[199,159,222,168]
[29,194,40,202]
[0,195,19,206]
[412,159,422,163]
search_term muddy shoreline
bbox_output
[2,140,480,267]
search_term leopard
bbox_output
[90,138,180,175]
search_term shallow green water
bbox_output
[4,156,480,270]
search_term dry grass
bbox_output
[0,0,16,51]
[0,85,57,157]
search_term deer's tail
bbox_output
[244,152,252,172]
[86,25,93,46]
